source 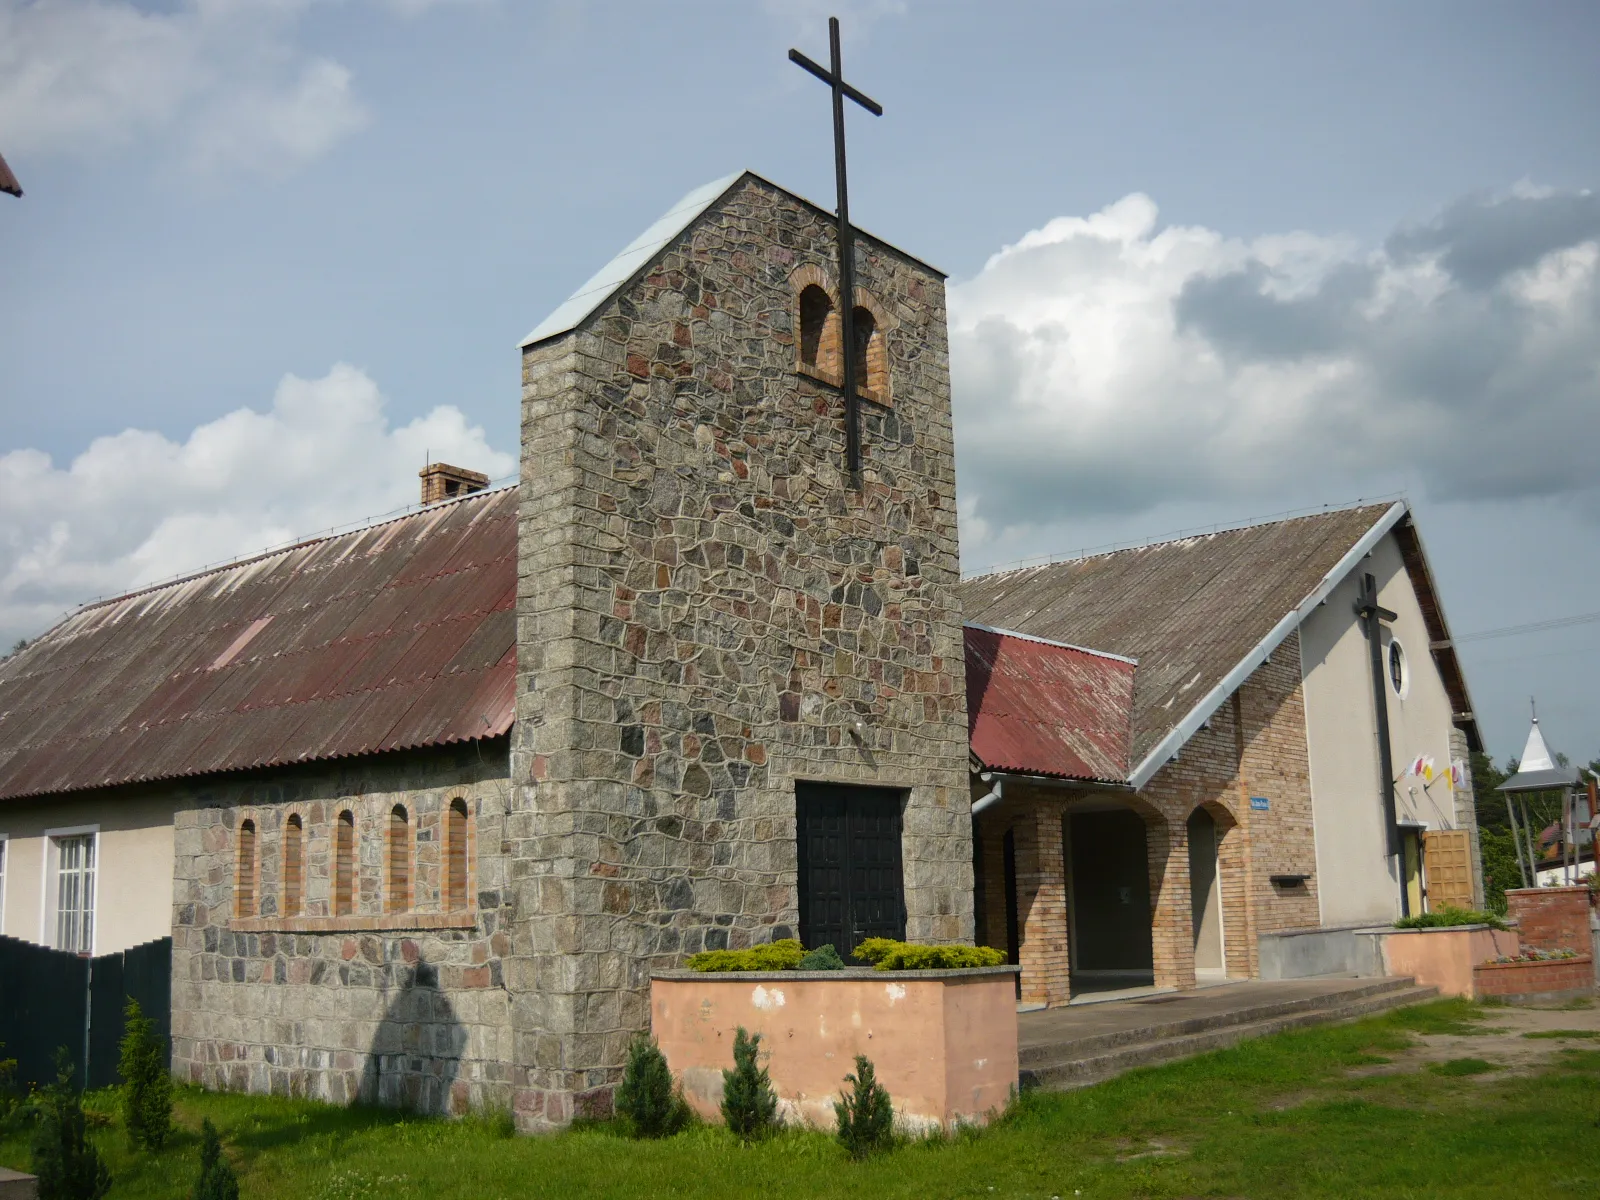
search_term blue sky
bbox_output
[2,0,1598,763]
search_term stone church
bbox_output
[0,170,1484,1129]
[0,172,974,1128]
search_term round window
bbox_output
[1387,639,1408,697]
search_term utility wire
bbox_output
[1455,610,1600,644]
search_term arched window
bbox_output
[235,819,257,918]
[445,798,470,912]
[798,284,839,379]
[334,810,355,916]
[281,814,303,917]
[386,805,411,914]
[852,305,888,402]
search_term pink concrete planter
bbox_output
[651,967,1020,1132]
[1473,955,1593,1004]
[1378,926,1520,998]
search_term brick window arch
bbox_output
[852,306,888,402]
[387,804,411,914]
[798,283,839,379]
[445,798,470,912]
[281,814,303,917]
[235,818,258,919]
[333,810,355,916]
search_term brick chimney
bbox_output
[419,462,490,505]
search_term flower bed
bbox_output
[650,961,1019,1133]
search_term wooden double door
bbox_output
[796,782,906,960]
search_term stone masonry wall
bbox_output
[511,175,972,1126]
[170,743,514,1115]
[975,634,1320,1003]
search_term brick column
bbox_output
[1013,797,1070,1007]
[1147,812,1196,990]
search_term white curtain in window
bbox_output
[55,834,95,953]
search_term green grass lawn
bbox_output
[3,999,1597,1199]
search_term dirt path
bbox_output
[1350,998,1600,1079]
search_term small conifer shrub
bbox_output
[31,1051,111,1200]
[720,1027,778,1141]
[834,1054,894,1160]
[616,1034,689,1138]
[192,1119,240,1200]
[797,944,846,970]
[119,998,173,1151]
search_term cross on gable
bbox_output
[789,17,882,488]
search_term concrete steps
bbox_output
[1020,976,1438,1091]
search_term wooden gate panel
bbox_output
[1423,828,1476,911]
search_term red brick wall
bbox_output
[1505,887,1591,954]
[1473,955,1593,999]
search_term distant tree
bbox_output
[1479,826,1523,912]
[1472,752,1510,830]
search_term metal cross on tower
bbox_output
[789,16,882,487]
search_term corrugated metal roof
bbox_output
[0,489,517,802]
[960,505,1396,767]
[965,625,1134,784]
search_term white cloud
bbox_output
[0,0,371,176]
[0,364,514,649]
[949,187,1600,569]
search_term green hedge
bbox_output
[1393,906,1508,931]
[684,938,1008,972]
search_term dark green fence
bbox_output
[0,935,171,1090]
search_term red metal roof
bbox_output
[0,489,517,801]
[964,624,1135,784]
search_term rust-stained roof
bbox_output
[0,489,517,802]
[960,505,1399,771]
[965,625,1135,783]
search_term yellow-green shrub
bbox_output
[852,939,1007,970]
[686,939,806,972]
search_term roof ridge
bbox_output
[963,498,1402,584]
[71,484,517,617]
[964,621,1137,665]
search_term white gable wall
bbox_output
[1298,532,1462,926]
[0,789,178,955]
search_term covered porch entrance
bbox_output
[975,786,1247,1008]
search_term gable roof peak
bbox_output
[518,169,944,351]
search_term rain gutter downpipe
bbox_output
[972,773,1004,818]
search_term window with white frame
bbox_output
[53,833,96,954]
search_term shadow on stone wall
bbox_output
[359,959,467,1114]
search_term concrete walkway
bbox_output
[1018,974,1437,1090]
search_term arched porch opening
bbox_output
[1064,798,1160,998]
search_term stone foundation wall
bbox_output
[510,175,971,1125]
[170,743,514,1115]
